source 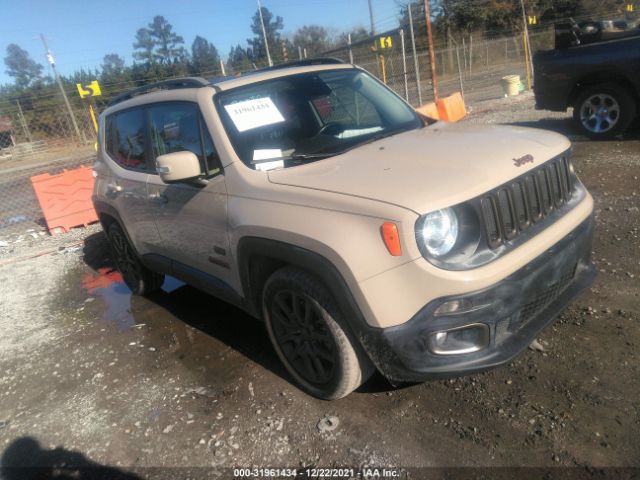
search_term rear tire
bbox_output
[573,83,636,140]
[262,267,374,400]
[106,223,164,295]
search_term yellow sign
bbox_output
[528,15,538,25]
[76,80,102,98]
[626,4,634,11]
[378,36,393,49]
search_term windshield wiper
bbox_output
[280,152,339,162]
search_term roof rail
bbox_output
[107,77,210,107]
[253,57,346,73]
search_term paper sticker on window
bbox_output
[253,149,283,171]
[224,97,285,132]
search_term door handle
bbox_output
[148,192,168,205]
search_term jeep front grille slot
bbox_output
[480,156,575,249]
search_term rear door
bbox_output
[145,102,233,286]
[104,108,161,254]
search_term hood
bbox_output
[267,123,571,214]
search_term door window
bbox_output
[149,103,221,177]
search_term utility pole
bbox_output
[368,0,376,35]
[423,0,438,100]
[257,0,273,67]
[408,3,423,105]
[40,34,82,142]
[519,0,534,89]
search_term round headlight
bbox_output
[420,208,459,257]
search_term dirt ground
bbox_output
[0,97,639,479]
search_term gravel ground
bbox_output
[0,96,638,479]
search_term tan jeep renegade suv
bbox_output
[92,59,596,399]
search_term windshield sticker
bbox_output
[224,97,285,132]
[253,149,284,171]
[253,149,282,161]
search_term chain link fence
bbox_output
[0,96,97,238]
[320,26,554,106]
[0,24,556,240]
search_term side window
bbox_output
[148,103,221,177]
[111,109,148,170]
[149,103,201,160]
[104,115,114,157]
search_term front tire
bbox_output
[106,223,164,295]
[573,83,636,140]
[262,267,374,400]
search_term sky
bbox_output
[0,0,399,85]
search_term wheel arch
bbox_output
[236,237,367,331]
[93,199,139,256]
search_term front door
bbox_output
[145,102,233,287]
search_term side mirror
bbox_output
[156,151,201,184]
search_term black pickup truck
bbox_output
[534,23,640,139]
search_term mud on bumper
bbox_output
[359,217,596,383]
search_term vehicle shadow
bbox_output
[0,437,141,480]
[81,232,396,395]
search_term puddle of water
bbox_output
[81,268,184,330]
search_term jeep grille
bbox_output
[480,156,575,249]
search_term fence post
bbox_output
[15,100,33,144]
[456,46,464,100]
[469,34,473,73]
[347,34,354,64]
[400,28,409,101]
[408,4,423,105]
[486,41,489,68]
[462,36,467,73]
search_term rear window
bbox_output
[106,108,148,171]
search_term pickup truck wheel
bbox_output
[262,267,374,399]
[106,223,164,295]
[573,83,636,139]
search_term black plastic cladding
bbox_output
[419,151,583,271]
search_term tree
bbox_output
[292,25,332,57]
[148,15,186,64]
[336,26,370,46]
[190,36,220,75]
[101,53,125,79]
[227,44,253,73]
[133,27,155,63]
[4,44,43,88]
[247,7,284,64]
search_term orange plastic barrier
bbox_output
[436,92,466,122]
[30,165,98,235]
[415,101,440,120]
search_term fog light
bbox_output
[427,323,490,355]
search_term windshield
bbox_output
[214,68,423,170]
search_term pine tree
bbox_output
[4,44,44,88]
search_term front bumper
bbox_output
[359,216,595,383]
